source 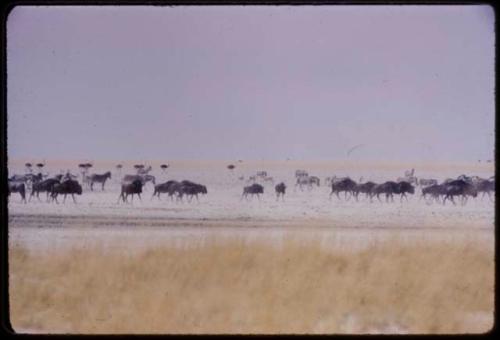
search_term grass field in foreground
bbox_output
[9,236,494,334]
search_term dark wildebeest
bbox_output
[152,180,178,200]
[275,182,286,201]
[442,179,478,205]
[421,184,447,203]
[50,179,83,204]
[353,181,377,201]
[167,181,185,201]
[372,181,415,203]
[330,177,357,200]
[89,172,112,191]
[396,181,415,202]
[179,181,208,202]
[242,183,264,200]
[8,181,26,203]
[118,179,143,203]
[30,177,61,202]
[475,179,495,201]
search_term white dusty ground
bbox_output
[8,159,495,252]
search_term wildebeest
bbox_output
[330,177,357,200]
[396,181,415,201]
[372,181,415,203]
[353,181,377,201]
[89,171,112,191]
[275,182,286,201]
[30,177,61,202]
[421,184,447,203]
[50,179,83,204]
[152,180,178,200]
[179,181,208,202]
[475,179,495,200]
[8,181,26,203]
[442,179,478,205]
[118,179,143,203]
[242,183,264,200]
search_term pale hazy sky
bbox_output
[7,5,495,162]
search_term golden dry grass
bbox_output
[9,236,494,334]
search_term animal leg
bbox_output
[450,196,456,205]
[63,194,67,203]
[72,194,77,204]
[90,182,93,191]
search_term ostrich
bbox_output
[78,162,93,188]
[25,163,33,174]
[36,161,45,172]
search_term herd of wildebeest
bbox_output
[6,163,495,206]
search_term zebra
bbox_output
[256,171,268,178]
[295,176,320,191]
[418,178,438,187]
[137,165,152,175]
[295,170,308,178]
[123,174,155,187]
[263,176,275,184]
[89,171,112,191]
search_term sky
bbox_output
[7,5,495,162]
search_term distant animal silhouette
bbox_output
[330,177,357,200]
[242,183,264,200]
[275,182,286,201]
[50,179,83,204]
[30,177,61,202]
[118,179,143,203]
[8,181,26,203]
